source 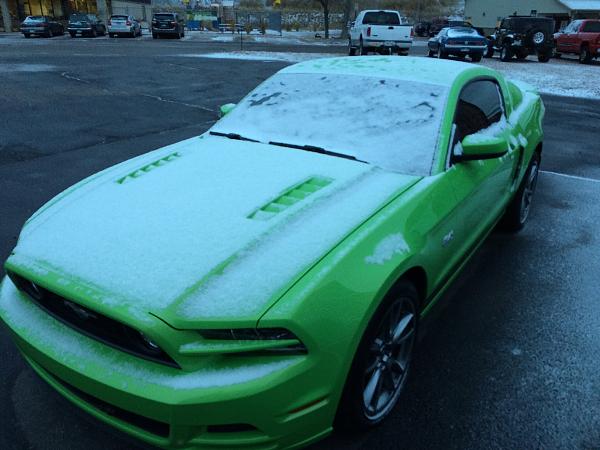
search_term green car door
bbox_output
[443,78,519,256]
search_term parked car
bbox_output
[486,16,555,62]
[415,21,431,37]
[429,18,471,37]
[67,13,107,38]
[151,12,185,39]
[20,16,64,38]
[428,26,487,61]
[349,10,413,55]
[0,56,544,450]
[108,15,142,38]
[554,19,600,63]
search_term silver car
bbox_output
[108,15,142,38]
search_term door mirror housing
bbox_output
[454,134,507,162]
[219,103,236,118]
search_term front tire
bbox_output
[335,281,418,430]
[501,152,541,232]
[437,47,447,59]
[471,53,483,62]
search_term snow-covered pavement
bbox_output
[480,56,600,99]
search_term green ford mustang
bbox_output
[0,57,544,449]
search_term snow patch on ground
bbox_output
[0,64,56,73]
[178,51,338,62]
[480,57,600,99]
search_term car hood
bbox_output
[7,135,420,327]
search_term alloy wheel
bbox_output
[533,31,545,45]
[520,159,539,224]
[362,296,416,421]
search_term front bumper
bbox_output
[0,278,334,449]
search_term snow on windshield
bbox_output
[211,73,449,176]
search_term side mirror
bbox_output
[455,134,507,162]
[219,103,236,118]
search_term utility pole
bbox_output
[1,0,13,33]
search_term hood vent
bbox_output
[116,152,182,184]
[248,176,333,221]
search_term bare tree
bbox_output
[315,0,331,38]
[340,0,353,39]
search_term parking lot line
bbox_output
[541,170,600,184]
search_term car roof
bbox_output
[506,16,553,21]
[281,56,489,87]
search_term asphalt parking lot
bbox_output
[0,35,599,450]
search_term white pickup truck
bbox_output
[349,10,414,55]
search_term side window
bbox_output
[453,80,505,144]
[582,22,600,33]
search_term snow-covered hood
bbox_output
[8,135,420,326]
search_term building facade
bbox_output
[465,0,600,32]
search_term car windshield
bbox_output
[211,73,449,176]
[154,14,174,20]
[24,16,46,23]
[448,28,479,37]
[363,12,400,26]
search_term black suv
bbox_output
[151,13,185,39]
[68,13,106,38]
[486,16,555,62]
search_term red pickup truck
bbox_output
[555,19,600,63]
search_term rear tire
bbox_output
[348,39,356,56]
[501,152,541,232]
[537,51,551,63]
[500,43,513,61]
[579,46,592,64]
[427,49,435,57]
[358,38,365,56]
[69,32,75,38]
[335,280,418,431]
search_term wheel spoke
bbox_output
[392,313,414,344]
[364,368,383,411]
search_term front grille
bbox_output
[8,271,179,368]
[45,368,171,438]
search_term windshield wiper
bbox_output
[268,141,367,163]
[209,131,259,143]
